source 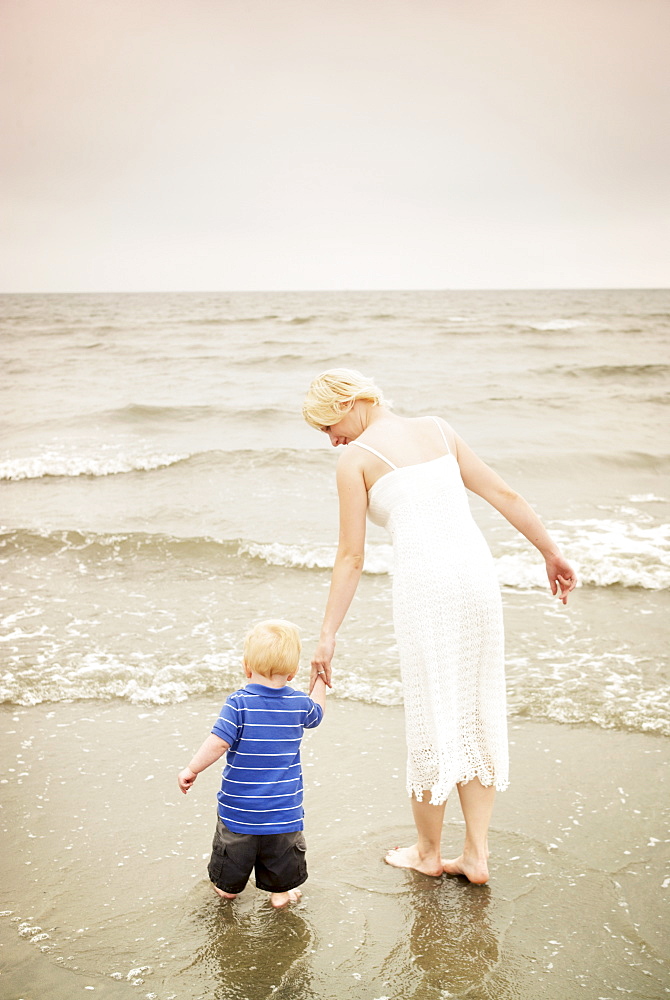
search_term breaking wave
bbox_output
[0,451,190,481]
[4,518,668,589]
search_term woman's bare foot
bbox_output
[442,854,489,884]
[270,888,302,909]
[212,885,237,900]
[384,845,445,877]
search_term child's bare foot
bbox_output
[212,885,237,900]
[270,888,302,909]
[384,845,444,877]
[442,854,489,884]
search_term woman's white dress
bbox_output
[352,420,508,804]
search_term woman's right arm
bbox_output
[311,451,369,689]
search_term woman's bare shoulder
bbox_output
[336,443,367,474]
[425,414,458,447]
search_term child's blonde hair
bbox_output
[243,619,302,678]
[302,368,386,430]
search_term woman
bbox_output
[303,369,576,884]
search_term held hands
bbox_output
[177,767,197,794]
[545,553,577,604]
[311,635,335,690]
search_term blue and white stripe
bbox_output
[211,683,323,834]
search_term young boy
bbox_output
[178,619,326,909]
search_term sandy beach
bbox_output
[1,697,668,1000]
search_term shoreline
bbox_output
[1,697,668,999]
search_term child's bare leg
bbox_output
[384,791,447,876]
[212,884,237,900]
[443,778,495,884]
[270,888,302,909]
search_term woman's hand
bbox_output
[311,636,335,690]
[545,553,577,604]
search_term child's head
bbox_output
[243,619,301,680]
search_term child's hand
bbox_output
[178,767,197,794]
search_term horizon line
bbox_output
[1,285,668,295]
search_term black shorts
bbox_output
[207,816,308,894]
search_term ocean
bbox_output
[2,288,669,734]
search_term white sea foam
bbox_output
[0,651,242,707]
[628,493,668,503]
[6,520,666,590]
[3,645,666,734]
[0,450,190,480]
[238,540,338,571]
[496,518,670,591]
[507,649,670,735]
[239,540,396,575]
[526,319,588,331]
[239,520,670,589]
[553,518,670,590]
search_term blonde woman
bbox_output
[303,368,576,883]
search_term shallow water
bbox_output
[2,289,669,734]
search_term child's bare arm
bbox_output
[178,734,230,794]
[309,675,327,714]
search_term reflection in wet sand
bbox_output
[388,880,503,998]
[175,889,315,1000]
[305,830,512,999]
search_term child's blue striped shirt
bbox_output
[211,683,323,834]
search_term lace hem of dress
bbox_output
[408,769,509,806]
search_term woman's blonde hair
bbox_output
[243,619,302,678]
[302,368,386,429]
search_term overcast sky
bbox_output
[2,0,669,291]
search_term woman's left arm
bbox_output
[454,432,577,604]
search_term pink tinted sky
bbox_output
[1,0,669,291]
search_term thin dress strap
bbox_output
[431,416,451,455]
[348,440,398,470]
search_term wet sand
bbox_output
[1,698,668,1000]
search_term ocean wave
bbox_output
[499,518,670,591]
[0,529,377,573]
[242,521,670,590]
[239,540,393,575]
[0,446,329,482]
[104,401,299,423]
[107,401,295,423]
[3,515,668,589]
[524,319,589,331]
[282,315,316,325]
[2,647,666,735]
[5,438,669,485]
[6,401,298,434]
[237,352,314,366]
[5,512,670,590]
[0,451,191,481]
[629,493,668,503]
[111,402,222,422]
[0,527,241,563]
[509,450,670,473]
[332,651,670,735]
[506,650,670,736]
[0,652,242,707]
[551,363,670,380]
[181,314,280,325]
